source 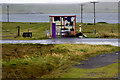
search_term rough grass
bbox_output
[2,22,118,40]
[99,32,118,38]
[2,44,119,78]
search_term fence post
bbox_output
[94,29,96,34]
[79,25,82,32]
[50,50,52,55]
[111,29,114,33]
[18,26,20,37]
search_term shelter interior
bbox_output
[49,15,76,37]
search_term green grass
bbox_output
[76,23,118,38]
[43,62,118,78]
[2,44,119,78]
[2,22,49,40]
[2,22,119,40]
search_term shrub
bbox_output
[97,22,108,24]
[87,23,93,25]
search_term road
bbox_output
[74,51,119,69]
[1,38,119,46]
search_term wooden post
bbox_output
[18,26,20,36]
[111,29,114,33]
[94,29,96,34]
[50,50,52,55]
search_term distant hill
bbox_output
[1,2,118,14]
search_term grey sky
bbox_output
[99,0,119,2]
[1,2,118,14]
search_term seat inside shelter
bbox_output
[49,15,76,38]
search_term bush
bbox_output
[87,23,93,25]
[97,22,108,24]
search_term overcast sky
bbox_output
[0,0,119,4]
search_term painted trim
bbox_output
[75,16,76,35]
[63,17,65,37]
[49,15,76,17]
[52,17,53,38]
[61,17,62,36]
[49,17,50,37]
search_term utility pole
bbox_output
[7,5,9,22]
[80,4,84,23]
[90,2,98,25]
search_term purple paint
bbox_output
[52,23,56,37]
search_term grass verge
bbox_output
[2,44,119,78]
[2,22,119,40]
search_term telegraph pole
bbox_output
[90,2,98,25]
[7,5,9,22]
[80,4,83,23]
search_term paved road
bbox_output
[1,38,119,46]
[74,51,119,69]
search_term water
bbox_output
[1,13,118,23]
